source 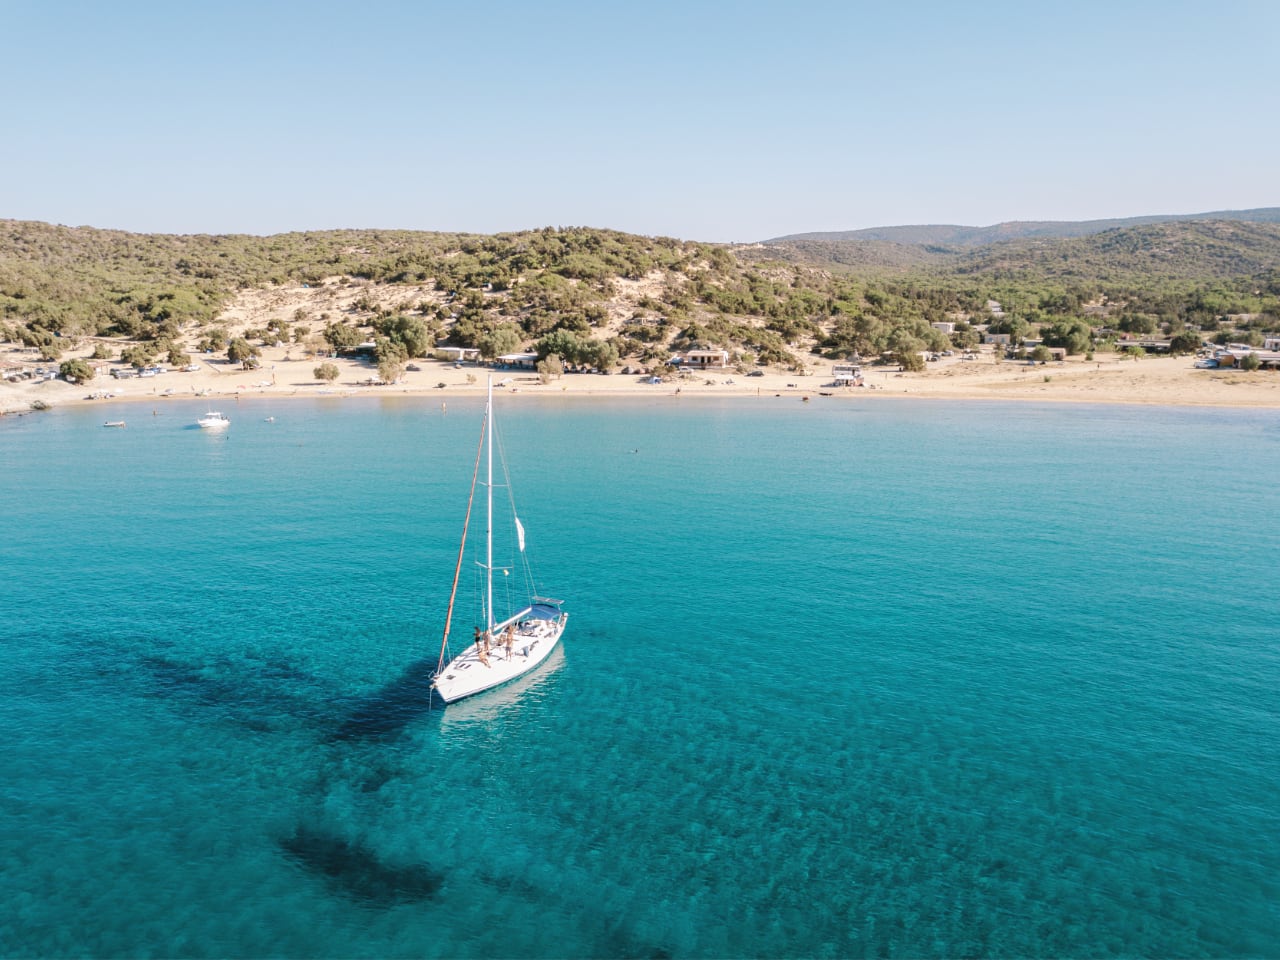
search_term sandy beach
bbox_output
[7,344,1279,415]
[4,279,1279,414]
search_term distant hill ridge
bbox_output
[766,207,1280,248]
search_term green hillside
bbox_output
[2,216,1278,376]
[767,207,1280,248]
[950,220,1280,284]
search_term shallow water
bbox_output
[2,397,1278,957]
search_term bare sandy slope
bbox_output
[4,279,1278,414]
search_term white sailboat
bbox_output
[432,377,567,704]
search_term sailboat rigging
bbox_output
[431,377,568,704]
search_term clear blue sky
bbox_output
[4,0,1276,241]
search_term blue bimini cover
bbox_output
[528,602,562,620]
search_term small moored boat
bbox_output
[197,411,230,429]
[103,421,126,428]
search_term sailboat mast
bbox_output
[436,402,487,675]
[485,375,494,633]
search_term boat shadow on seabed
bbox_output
[277,825,445,908]
[330,642,568,741]
[286,662,451,905]
[330,657,447,742]
[284,649,565,907]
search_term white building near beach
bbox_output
[496,352,539,369]
[832,363,863,386]
[679,349,730,369]
[435,346,481,362]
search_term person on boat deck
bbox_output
[503,623,515,656]
[474,626,490,666]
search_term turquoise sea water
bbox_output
[1,396,1278,958]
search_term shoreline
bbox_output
[6,351,1280,416]
[7,277,1278,415]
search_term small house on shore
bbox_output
[1215,347,1280,369]
[832,363,863,386]
[678,349,730,369]
[495,352,539,370]
[435,346,481,363]
[1115,338,1172,353]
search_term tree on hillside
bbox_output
[375,314,435,357]
[476,324,522,360]
[986,316,1030,344]
[1118,313,1157,335]
[888,329,926,371]
[197,329,228,352]
[265,317,290,343]
[950,324,981,350]
[582,338,619,371]
[373,336,408,366]
[897,350,926,372]
[537,354,564,383]
[1041,318,1094,355]
[373,337,408,383]
[59,359,95,382]
[378,356,406,383]
[323,321,363,352]
[820,317,863,358]
[121,344,154,369]
[227,337,261,369]
[19,326,57,355]
[536,329,585,365]
[922,327,949,353]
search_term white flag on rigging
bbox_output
[515,516,526,552]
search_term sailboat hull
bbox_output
[431,376,567,707]
[433,612,568,704]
